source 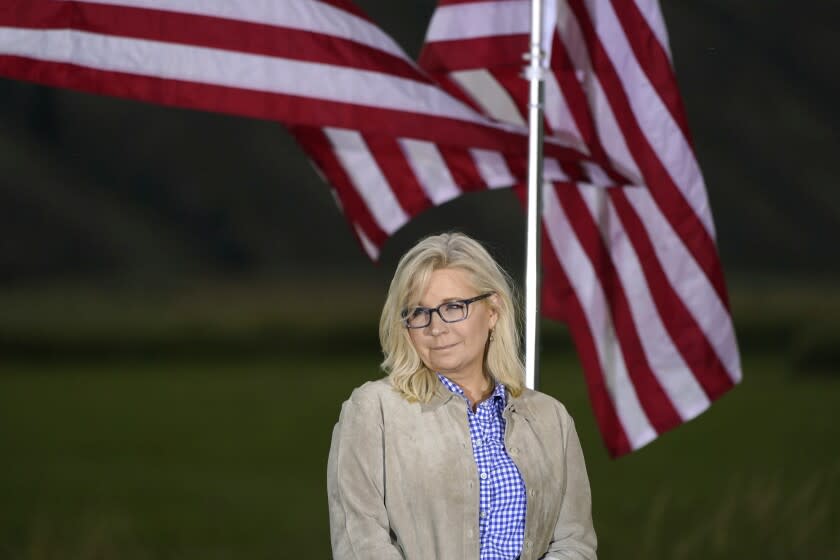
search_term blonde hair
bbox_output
[379,232,524,402]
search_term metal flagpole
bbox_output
[524,0,547,390]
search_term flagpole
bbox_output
[524,0,546,390]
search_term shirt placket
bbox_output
[475,399,496,540]
[437,376,524,559]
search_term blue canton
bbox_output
[438,374,527,560]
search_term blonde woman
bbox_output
[327,232,597,560]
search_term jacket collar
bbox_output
[420,381,456,412]
[505,390,536,421]
[420,377,535,421]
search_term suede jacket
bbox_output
[327,378,597,559]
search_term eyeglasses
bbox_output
[401,293,494,329]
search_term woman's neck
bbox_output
[446,371,492,411]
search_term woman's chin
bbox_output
[430,362,461,376]
[432,366,455,376]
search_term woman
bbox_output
[327,232,597,560]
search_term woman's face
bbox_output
[407,267,498,382]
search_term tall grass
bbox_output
[633,465,840,560]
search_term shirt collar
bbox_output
[436,373,507,408]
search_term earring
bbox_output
[489,329,495,342]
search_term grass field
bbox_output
[1,347,837,559]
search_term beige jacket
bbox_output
[327,378,597,559]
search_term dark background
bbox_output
[1,1,838,558]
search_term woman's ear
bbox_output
[487,293,500,330]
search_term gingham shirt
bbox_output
[438,375,527,560]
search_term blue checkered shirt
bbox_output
[438,374,527,560]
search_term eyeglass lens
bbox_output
[406,301,467,328]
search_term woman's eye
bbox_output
[445,303,463,311]
[411,308,427,318]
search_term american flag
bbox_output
[0,0,741,456]
[418,0,741,456]
[0,1,598,174]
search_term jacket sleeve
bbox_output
[541,415,598,560]
[327,391,404,560]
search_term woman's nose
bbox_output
[428,311,448,335]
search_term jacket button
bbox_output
[510,447,519,455]
[528,488,535,497]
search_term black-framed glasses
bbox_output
[401,293,494,329]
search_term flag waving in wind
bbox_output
[0,0,741,456]
[0,0,614,253]
[0,1,602,160]
[418,0,742,456]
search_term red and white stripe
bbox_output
[293,123,586,259]
[417,0,741,456]
[0,0,576,153]
[0,0,610,249]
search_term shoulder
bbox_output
[336,377,412,428]
[513,388,575,428]
[347,377,398,403]
[343,377,407,413]
[513,387,569,413]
